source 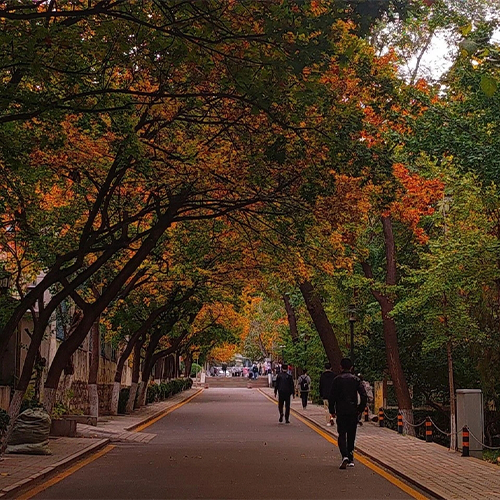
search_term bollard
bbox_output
[397,412,403,434]
[378,407,384,427]
[364,407,369,422]
[425,417,433,442]
[462,426,469,457]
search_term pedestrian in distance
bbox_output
[328,358,367,469]
[319,362,336,426]
[274,362,295,423]
[297,370,311,409]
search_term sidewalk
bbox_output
[0,388,201,498]
[260,388,500,500]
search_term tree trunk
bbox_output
[111,302,172,412]
[362,216,414,435]
[299,281,343,371]
[42,199,185,408]
[447,339,457,450]
[283,294,299,342]
[42,387,58,416]
[88,321,100,418]
[111,381,121,416]
[184,354,192,378]
[126,339,142,413]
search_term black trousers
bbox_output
[278,393,291,421]
[336,414,358,461]
[300,391,308,408]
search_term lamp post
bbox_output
[348,304,356,364]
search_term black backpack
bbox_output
[300,376,309,391]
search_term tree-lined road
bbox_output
[31,389,419,499]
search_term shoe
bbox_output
[285,420,290,424]
[326,422,332,426]
[330,417,335,426]
[358,421,363,426]
[279,415,283,423]
[347,462,355,468]
[339,457,349,470]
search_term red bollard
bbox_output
[378,408,384,427]
[425,417,433,442]
[397,412,403,434]
[364,407,369,422]
[462,426,470,457]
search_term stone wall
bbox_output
[54,348,129,415]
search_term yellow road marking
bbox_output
[133,388,203,432]
[16,445,115,500]
[259,390,428,500]
[17,390,202,499]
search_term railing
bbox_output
[374,407,500,456]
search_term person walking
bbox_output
[274,362,295,423]
[328,358,367,469]
[297,370,311,409]
[319,362,336,426]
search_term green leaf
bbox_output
[459,39,478,55]
[480,74,497,98]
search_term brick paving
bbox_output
[0,438,108,498]
[260,388,500,500]
[0,388,201,498]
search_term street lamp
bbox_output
[348,304,356,363]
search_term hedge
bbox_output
[146,378,193,405]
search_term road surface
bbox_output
[28,389,424,499]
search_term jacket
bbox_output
[297,374,311,393]
[319,370,336,399]
[328,371,367,417]
[274,371,294,397]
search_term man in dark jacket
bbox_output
[319,362,336,426]
[274,363,294,423]
[328,358,367,469]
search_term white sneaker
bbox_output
[347,462,355,468]
[326,422,332,427]
[339,457,349,469]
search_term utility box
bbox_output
[456,389,484,458]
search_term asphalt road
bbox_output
[32,389,419,499]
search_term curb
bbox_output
[124,388,203,432]
[0,438,110,499]
[258,389,442,500]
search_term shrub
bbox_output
[52,401,70,419]
[190,363,202,376]
[20,398,44,414]
[145,378,192,404]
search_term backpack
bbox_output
[300,376,309,391]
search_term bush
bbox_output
[20,398,44,414]
[190,363,202,376]
[145,378,193,404]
